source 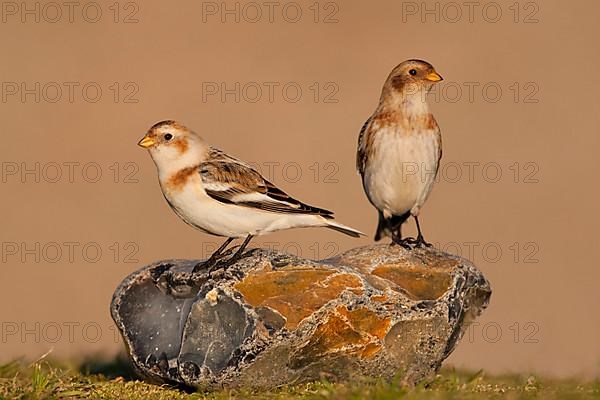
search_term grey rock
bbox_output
[111,245,491,388]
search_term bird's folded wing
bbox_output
[199,153,333,217]
[356,116,372,174]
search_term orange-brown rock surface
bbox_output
[111,245,491,388]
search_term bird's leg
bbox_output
[192,237,234,274]
[212,235,254,271]
[226,234,254,265]
[390,220,412,250]
[412,216,432,248]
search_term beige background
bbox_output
[1,0,598,378]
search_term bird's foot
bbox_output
[191,246,240,275]
[405,235,432,248]
[151,246,256,295]
[391,238,413,250]
[206,247,256,275]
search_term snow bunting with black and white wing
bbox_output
[139,120,363,270]
[357,60,443,248]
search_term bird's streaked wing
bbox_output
[200,148,334,217]
[356,116,372,175]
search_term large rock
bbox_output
[110,245,491,388]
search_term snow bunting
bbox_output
[356,60,443,248]
[139,120,363,269]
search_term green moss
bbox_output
[0,359,598,400]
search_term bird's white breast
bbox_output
[362,127,440,218]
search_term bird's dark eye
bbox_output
[164,133,173,140]
[409,69,417,76]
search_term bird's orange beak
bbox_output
[425,71,443,82]
[138,135,155,148]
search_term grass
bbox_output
[0,356,598,400]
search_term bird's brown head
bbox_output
[138,120,191,151]
[138,120,207,168]
[383,59,443,96]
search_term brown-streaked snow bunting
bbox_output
[356,60,443,248]
[139,120,363,270]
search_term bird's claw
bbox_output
[391,238,413,250]
[191,246,240,274]
[406,235,432,248]
[208,256,238,274]
[152,242,255,295]
[391,236,431,250]
[207,248,255,275]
